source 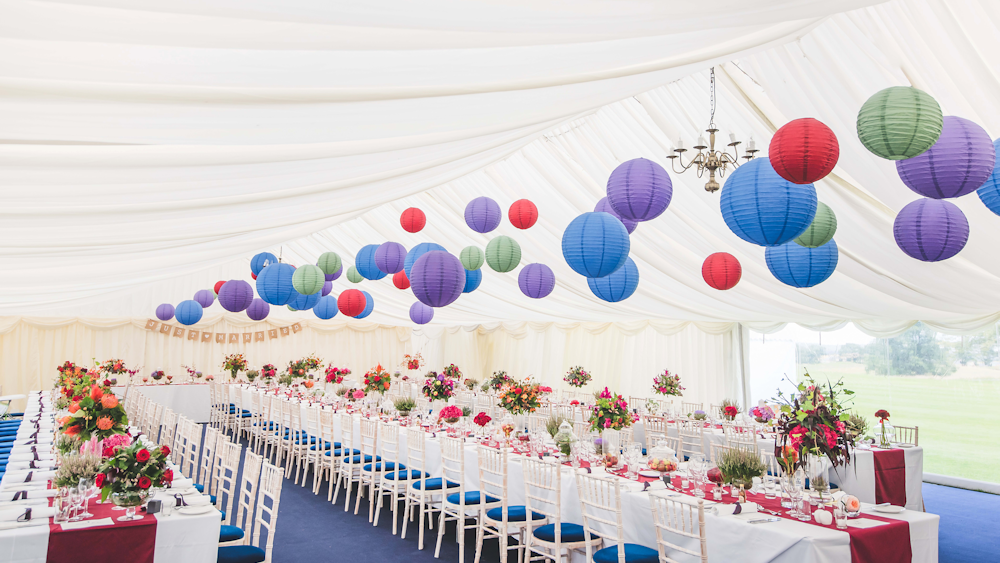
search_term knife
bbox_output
[747,517,782,524]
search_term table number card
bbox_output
[228,333,239,344]
[242,333,252,343]
[145,319,158,330]
[201,332,213,342]
[216,333,227,344]
[159,323,173,334]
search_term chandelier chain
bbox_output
[709,67,716,129]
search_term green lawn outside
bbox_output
[796,361,1000,483]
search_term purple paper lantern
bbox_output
[606,158,673,222]
[893,198,969,261]
[325,264,343,282]
[218,280,254,313]
[411,251,466,308]
[518,263,555,299]
[375,241,407,274]
[322,280,333,296]
[246,298,270,321]
[464,197,502,233]
[896,116,996,199]
[193,289,215,308]
[155,303,175,321]
[594,197,637,234]
[409,302,434,325]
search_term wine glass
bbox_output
[78,477,95,518]
[689,456,706,498]
[67,487,83,521]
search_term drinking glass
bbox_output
[834,507,848,529]
[689,457,705,498]
[67,487,83,522]
[797,493,812,522]
[78,477,95,518]
[764,474,777,499]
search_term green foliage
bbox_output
[797,343,824,364]
[55,453,103,488]
[393,397,416,413]
[864,323,957,376]
[717,447,767,484]
[56,434,82,456]
[461,406,472,417]
[546,415,569,438]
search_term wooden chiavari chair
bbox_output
[575,473,658,563]
[649,494,708,563]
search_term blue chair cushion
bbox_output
[294,436,318,445]
[533,523,591,543]
[411,477,460,491]
[445,491,500,505]
[324,448,361,457]
[219,510,226,521]
[592,544,658,563]
[218,545,266,563]
[309,441,341,451]
[219,525,245,542]
[210,494,217,504]
[363,461,404,472]
[194,483,204,493]
[386,470,426,480]
[346,455,380,465]
[486,506,545,522]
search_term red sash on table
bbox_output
[872,449,907,507]
[47,499,157,563]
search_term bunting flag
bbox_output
[172,327,185,338]
[144,319,305,346]
[187,330,199,341]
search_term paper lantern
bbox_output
[562,212,630,278]
[246,298,270,321]
[857,86,943,160]
[701,253,742,291]
[289,290,321,311]
[594,197,638,234]
[400,207,426,233]
[485,236,521,273]
[317,252,342,276]
[460,246,485,271]
[404,242,447,278]
[291,264,325,295]
[322,280,332,296]
[213,280,226,295]
[509,199,538,229]
[347,266,364,283]
[175,300,204,326]
[606,158,673,222]
[313,295,338,320]
[354,244,387,280]
[518,263,555,299]
[375,242,407,274]
[720,158,817,246]
[893,198,969,262]
[765,240,839,287]
[794,202,838,248]
[587,257,639,302]
[409,302,434,325]
[393,270,410,290]
[325,265,343,282]
[465,196,502,233]
[976,139,1000,216]
[218,280,254,313]
[411,251,465,308]
[338,289,366,317]
[769,118,840,184]
[250,252,277,275]
[256,263,297,306]
[155,303,174,321]
[463,268,482,293]
[194,289,215,308]
[287,306,297,312]
[251,273,257,280]
[896,116,995,199]
[355,291,375,319]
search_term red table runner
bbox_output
[873,449,907,507]
[47,499,157,563]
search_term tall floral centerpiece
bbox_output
[442,364,463,381]
[481,371,512,392]
[588,388,632,468]
[498,380,542,415]
[325,365,349,384]
[363,364,391,395]
[401,353,424,373]
[751,405,774,424]
[59,384,128,441]
[421,372,455,402]
[97,442,172,521]
[96,358,129,385]
[651,369,684,396]
[874,409,893,448]
[287,354,322,379]
[261,363,277,383]
[222,354,248,380]
[563,366,592,388]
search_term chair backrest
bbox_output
[358,417,379,463]
[235,449,265,537]
[200,425,220,491]
[339,413,355,461]
[379,421,402,465]
[303,405,320,441]
[709,404,723,419]
[760,449,781,478]
[573,421,591,439]
[250,391,262,419]
[476,445,509,518]
[649,494,707,563]
[210,430,228,497]
[574,473,626,562]
[521,457,563,537]
[405,426,428,488]
[318,408,336,448]
[676,420,704,459]
[160,409,179,452]
[146,402,163,439]
[644,416,668,451]
[709,443,730,464]
[216,440,243,525]
[681,402,702,416]
[527,415,548,434]
[439,436,467,504]
[180,417,201,478]
[894,425,919,446]
[252,461,284,563]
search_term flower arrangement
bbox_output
[438,405,463,424]
[261,364,277,379]
[363,364,391,394]
[651,369,684,396]
[717,447,767,486]
[393,397,416,416]
[875,409,891,448]
[246,369,259,382]
[150,370,164,380]
[222,354,248,378]
[846,413,869,441]
[421,372,455,401]
[538,385,553,395]
[56,361,96,401]
[60,385,128,441]
[498,379,543,415]
[443,364,463,380]
[97,442,172,502]
[464,378,479,390]
[777,444,799,474]
[588,387,632,431]
[570,399,580,406]
[287,355,322,378]
[692,410,707,421]
[773,372,856,468]
[481,371,512,392]
[723,405,739,421]
[325,366,346,384]
[98,359,128,376]
[205,374,215,381]
[563,366,592,388]
[182,365,203,379]
[474,412,492,427]
[751,405,774,423]
[54,453,103,488]
[351,389,365,401]
[402,353,424,371]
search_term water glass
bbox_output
[68,487,83,522]
[764,475,777,499]
[78,477,95,518]
[797,493,812,522]
[834,507,848,529]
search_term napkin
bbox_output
[5,461,56,471]
[12,438,53,446]
[0,489,57,502]
[0,497,51,508]
[2,471,56,484]
[717,502,758,516]
[0,506,56,522]
[6,453,55,463]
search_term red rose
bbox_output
[137,476,152,489]
[160,446,170,457]
[94,473,105,488]
[724,406,739,417]
[72,395,82,402]
[102,447,116,458]
[162,469,173,483]
[136,449,151,462]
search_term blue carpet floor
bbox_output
[922,483,1000,563]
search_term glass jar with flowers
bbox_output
[875,409,894,448]
[717,447,767,502]
[720,399,740,421]
[97,442,171,521]
[222,354,247,380]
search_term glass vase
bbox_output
[111,490,149,521]
[602,429,621,469]
[878,420,894,448]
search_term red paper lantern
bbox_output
[393,270,410,290]
[338,289,367,317]
[702,252,742,290]
[251,272,257,280]
[768,118,839,184]
[508,199,538,229]
[400,207,426,233]
[213,280,226,295]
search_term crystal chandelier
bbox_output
[667,67,758,193]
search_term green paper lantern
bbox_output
[287,305,298,311]
[347,266,364,283]
[291,264,324,295]
[485,236,521,273]
[857,86,943,160]
[317,252,342,275]
[460,246,485,271]
[794,202,838,248]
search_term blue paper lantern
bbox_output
[587,257,639,302]
[175,300,204,326]
[976,139,1000,216]
[463,268,482,293]
[246,298,270,321]
[561,212,630,278]
[404,242,447,278]
[250,252,278,275]
[409,302,434,325]
[155,303,174,321]
[765,239,839,288]
[355,244,388,280]
[720,158,818,246]
[355,290,375,319]
[256,263,297,306]
[313,295,339,320]
[375,242,407,274]
[289,290,321,311]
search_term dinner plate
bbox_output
[638,470,662,478]
[898,444,915,448]
[177,504,215,516]
[872,505,905,514]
